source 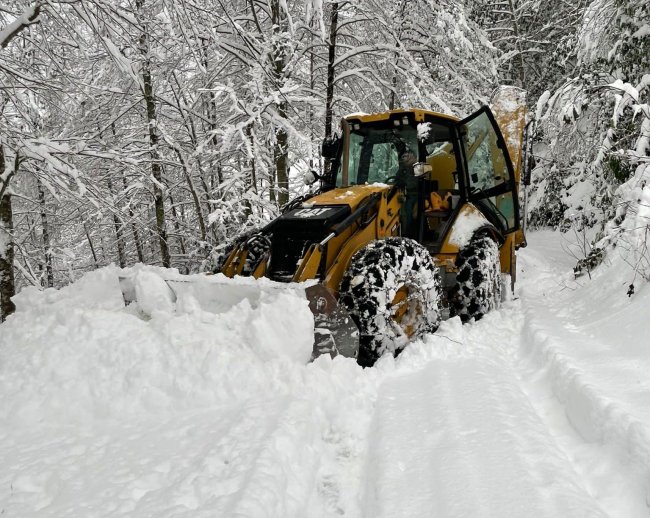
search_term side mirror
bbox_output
[304,169,321,186]
[413,163,432,177]
[321,135,340,160]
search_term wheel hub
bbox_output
[390,285,420,338]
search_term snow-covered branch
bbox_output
[0,2,42,49]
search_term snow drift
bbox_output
[0,265,315,425]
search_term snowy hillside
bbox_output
[1,231,649,517]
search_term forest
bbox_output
[1,0,648,321]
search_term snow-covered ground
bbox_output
[1,231,650,517]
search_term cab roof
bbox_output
[343,108,459,124]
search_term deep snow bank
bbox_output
[0,265,315,424]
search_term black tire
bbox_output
[212,231,271,276]
[339,237,442,367]
[449,234,502,323]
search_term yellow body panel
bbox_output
[294,186,402,293]
[438,203,485,256]
[293,243,323,281]
[223,247,247,277]
[307,185,390,210]
[434,202,514,276]
[500,232,517,280]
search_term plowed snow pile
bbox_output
[0,267,315,425]
[1,232,650,517]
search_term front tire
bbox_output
[449,234,502,323]
[339,238,442,367]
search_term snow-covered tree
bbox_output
[529,0,649,280]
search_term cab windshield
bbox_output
[335,124,418,187]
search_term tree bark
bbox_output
[271,0,289,208]
[168,72,210,243]
[36,176,54,288]
[308,18,316,170]
[0,2,42,49]
[172,148,207,242]
[83,217,99,267]
[0,146,16,321]
[324,2,339,141]
[121,173,145,263]
[168,191,186,260]
[244,123,258,196]
[274,111,289,207]
[389,0,407,110]
[323,2,339,177]
[107,177,126,267]
[137,0,170,267]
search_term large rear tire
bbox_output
[449,234,502,323]
[339,237,442,367]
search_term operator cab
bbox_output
[330,111,462,246]
[326,108,520,249]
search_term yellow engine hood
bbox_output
[305,184,392,211]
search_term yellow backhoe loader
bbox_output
[217,87,529,366]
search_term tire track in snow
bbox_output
[222,362,383,518]
[359,309,609,518]
[518,238,650,516]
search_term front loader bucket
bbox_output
[119,272,281,314]
[119,271,359,362]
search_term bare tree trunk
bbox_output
[168,191,186,258]
[172,148,207,242]
[199,36,223,203]
[389,1,408,110]
[0,146,16,321]
[323,2,339,178]
[244,124,258,195]
[113,122,144,263]
[137,0,170,267]
[308,19,316,171]
[200,37,221,152]
[271,0,289,208]
[83,216,99,267]
[122,174,144,263]
[274,110,289,207]
[324,2,339,141]
[36,176,54,288]
[168,72,210,243]
[107,178,126,267]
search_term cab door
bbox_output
[457,106,520,233]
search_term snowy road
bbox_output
[2,231,650,517]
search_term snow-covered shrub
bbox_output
[529,0,649,283]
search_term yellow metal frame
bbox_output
[293,186,402,293]
[223,196,516,294]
